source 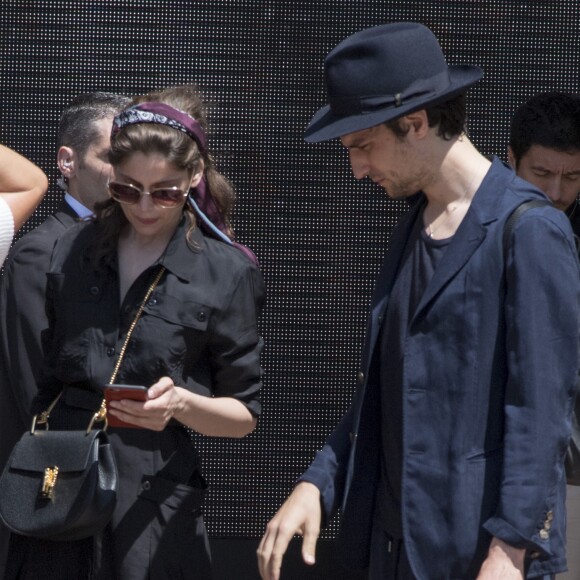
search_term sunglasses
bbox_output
[108,181,189,208]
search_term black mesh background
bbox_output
[0,1,578,540]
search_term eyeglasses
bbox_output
[108,181,188,208]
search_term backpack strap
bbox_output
[502,199,551,262]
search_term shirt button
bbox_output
[357,371,365,384]
[197,311,207,322]
[90,286,99,296]
[106,347,116,357]
[148,297,157,306]
[539,529,549,540]
[142,480,151,491]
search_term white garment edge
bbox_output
[0,196,15,266]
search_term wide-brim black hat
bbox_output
[304,22,483,143]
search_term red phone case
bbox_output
[103,384,148,428]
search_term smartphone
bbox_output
[103,384,148,428]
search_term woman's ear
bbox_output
[189,161,205,189]
[57,147,76,178]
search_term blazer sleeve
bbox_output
[483,207,580,555]
[298,403,356,525]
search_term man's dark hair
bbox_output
[57,92,131,159]
[386,93,467,141]
[509,92,580,166]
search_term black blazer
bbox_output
[0,201,78,469]
[0,201,78,577]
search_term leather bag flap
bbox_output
[8,430,105,473]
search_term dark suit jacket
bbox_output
[0,201,78,470]
[0,200,78,576]
[301,159,580,578]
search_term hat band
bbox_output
[329,70,450,116]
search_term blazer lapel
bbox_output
[410,159,519,322]
[411,200,487,324]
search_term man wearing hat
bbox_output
[258,22,579,579]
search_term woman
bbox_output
[0,144,48,264]
[6,85,264,579]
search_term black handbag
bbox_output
[0,266,166,540]
[0,427,117,541]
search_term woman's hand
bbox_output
[109,377,257,436]
[107,376,183,431]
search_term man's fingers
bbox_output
[257,530,272,579]
[258,520,296,580]
[257,525,280,579]
[257,482,321,579]
[301,527,318,566]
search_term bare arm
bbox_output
[107,376,257,437]
[0,144,48,229]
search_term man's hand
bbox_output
[257,481,322,580]
[477,537,525,579]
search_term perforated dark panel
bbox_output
[0,1,578,540]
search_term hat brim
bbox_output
[304,65,483,143]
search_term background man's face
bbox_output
[511,144,580,211]
[74,116,115,211]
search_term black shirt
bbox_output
[566,200,580,238]
[34,217,264,418]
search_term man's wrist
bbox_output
[488,537,526,569]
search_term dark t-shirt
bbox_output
[566,201,580,238]
[376,209,452,537]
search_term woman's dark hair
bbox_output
[92,85,236,268]
[385,93,467,141]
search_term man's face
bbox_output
[340,123,428,200]
[73,116,115,211]
[511,144,580,211]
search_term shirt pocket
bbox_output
[139,292,213,366]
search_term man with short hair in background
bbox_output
[508,92,580,235]
[508,91,580,580]
[0,91,130,575]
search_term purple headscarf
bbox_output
[112,102,258,265]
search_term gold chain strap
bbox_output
[109,266,166,384]
[88,266,166,432]
[32,266,166,434]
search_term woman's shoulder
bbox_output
[198,234,259,274]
